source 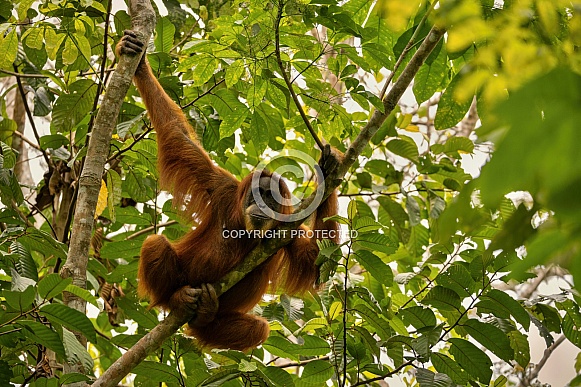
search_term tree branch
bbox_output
[59,0,156,381]
[93,22,446,387]
[274,0,324,151]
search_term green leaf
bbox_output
[477,289,530,330]
[400,306,437,329]
[3,285,35,311]
[24,27,44,50]
[462,319,513,362]
[192,56,220,87]
[64,284,99,307]
[18,228,67,260]
[51,79,97,133]
[263,366,295,387]
[431,353,470,385]
[0,29,17,70]
[449,338,492,384]
[39,134,69,150]
[57,373,91,385]
[355,232,397,255]
[413,41,447,103]
[353,304,392,340]
[442,136,474,155]
[62,327,94,372]
[559,300,581,349]
[133,361,180,383]
[355,250,393,286]
[422,286,461,311]
[434,72,473,130]
[437,263,476,297]
[508,330,530,368]
[0,360,11,386]
[263,336,299,361]
[154,17,175,53]
[299,359,333,385]
[0,142,16,169]
[39,303,96,343]
[38,273,72,300]
[226,59,245,87]
[100,239,143,260]
[62,37,78,65]
[386,138,419,163]
[11,241,38,281]
[17,321,66,357]
[416,368,453,387]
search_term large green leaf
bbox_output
[11,241,38,281]
[476,289,530,329]
[154,17,175,53]
[400,306,436,329]
[508,330,530,368]
[462,319,513,362]
[0,29,18,70]
[62,328,94,372]
[449,338,492,384]
[299,360,333,385]
[133,361,180,383]
[355,250,393,285]
[50,79,97,133]
[434,71,474,130]
[413,40,447,103]
[39,303,96,343]
[38,273,72,300]
[17,321,66,357]
[423,286,461,312]
[431,353,470,385]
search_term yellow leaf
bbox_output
[329,301,343,321]
[405,125,420,132]
[95,180,108,219]
[380,0,422,32]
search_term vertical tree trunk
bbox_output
[59,0,156,383]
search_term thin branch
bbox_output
[350,360,415,387]
[182,79,225,109]
[274,0,324,151]
[277,356,330,368]
[0,69,48,78]
[86,0,114,144]
[338,25,445,179]
[12,65,51,168]
[105,126,154,164]
[13,131,41,151]
[519,335,566,387]
[126,220,178,240]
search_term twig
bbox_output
[519,335,566,387]
[182,79,225,109]
[350,360,415,387]
[338,26,445,179]
[13,131,41,151]
[277,356,330,368]
[105,126,154,164]
[12,65,51,168]
[274,0,324,151]
[126,220,178,240]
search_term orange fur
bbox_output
[128,48,339,352]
